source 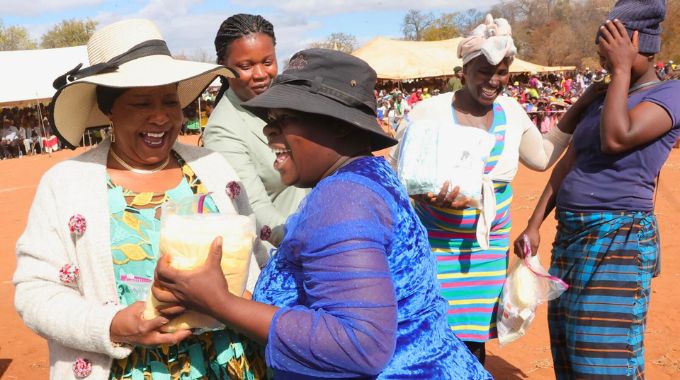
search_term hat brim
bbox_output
[241,84,397,151]
[50,55,236,149]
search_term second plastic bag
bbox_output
[497,235,569,346]
[143,194,256,333]
[397,119,495,208]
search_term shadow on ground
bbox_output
[0,359,12,378]
[486,354,530,379]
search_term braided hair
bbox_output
[214,14,276,104]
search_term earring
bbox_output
[109,121,115,143]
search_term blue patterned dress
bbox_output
[252,157,490,379]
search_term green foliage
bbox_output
[41,19,97,49]
[0,20,37,50]
[422,13,460,41]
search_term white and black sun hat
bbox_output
[49,18,236,148]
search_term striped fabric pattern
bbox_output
[548,211,659,380]
[415,103,511,342]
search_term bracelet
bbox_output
[111,340,132,349]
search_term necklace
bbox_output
[454,108,493,130]
[109,149,171,175]
[452,94,493,130]
[628,80,661,94]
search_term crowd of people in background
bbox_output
[369,59,678,139]
[3,58,678,159]
[0,90,223,159]
[0,105,61,159]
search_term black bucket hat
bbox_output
[242,48,397,151]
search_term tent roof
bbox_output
[352,37,576,80]
[0,45,89,108]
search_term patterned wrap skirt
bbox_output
[415,182,513,342]
[548,210,659,380]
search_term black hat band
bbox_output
[275,74,376,117]
[52,39,171,90]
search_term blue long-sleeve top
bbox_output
[252,157,490,379]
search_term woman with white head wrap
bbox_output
[458,15,517,68]
[389,14,590,363]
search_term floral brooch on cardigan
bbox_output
[225,181,241,199]
[68,214,87,235]
[58,263,80,284]
[73,357,92,378]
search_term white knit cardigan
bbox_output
[13,140,265,380]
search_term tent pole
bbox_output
[198,96,202,127]
[35,97,47,155]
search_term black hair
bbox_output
[95,86,128,115]
[213,14,276,105]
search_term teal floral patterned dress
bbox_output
[108,152,267,380]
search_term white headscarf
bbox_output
[457,14,517,66]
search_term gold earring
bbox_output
[109,121,115,143]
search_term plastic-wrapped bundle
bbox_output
[397,119,495,207]
[143,195,255,333]
[497,235,569,345]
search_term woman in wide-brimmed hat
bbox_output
[153,48,491,379]
[14,19,267,379]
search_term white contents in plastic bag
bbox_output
[510,263,540,310]
[397,119,495,208]
[497,235,569,345]
[143,195,255,333]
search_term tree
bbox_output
[660,0,680,62]
[528,22,581,66]
[454,9,486,35]
[488,0,615,67]
[41,19,97,49]
[0,21,37,50]
[402,9,435,41]
[308,32,358,53]
[422,13,460,41]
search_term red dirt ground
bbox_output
[0,136,678,379]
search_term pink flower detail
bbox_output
[68,214,87,235]
[72,357,92,378]
[58,263,80,284]
[260,225,272,241]
[225,181,241,199]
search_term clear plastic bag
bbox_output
[497,235,569,346]
[397,119,495,208]
[143,194,256,333]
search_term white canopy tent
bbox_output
[0,45,89,108]
[352,37,576,80]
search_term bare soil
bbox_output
[0,137,678,379]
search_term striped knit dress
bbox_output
[414,102,510,342]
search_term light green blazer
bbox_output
[203,88,308,261]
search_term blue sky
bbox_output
[0,0,498,63]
